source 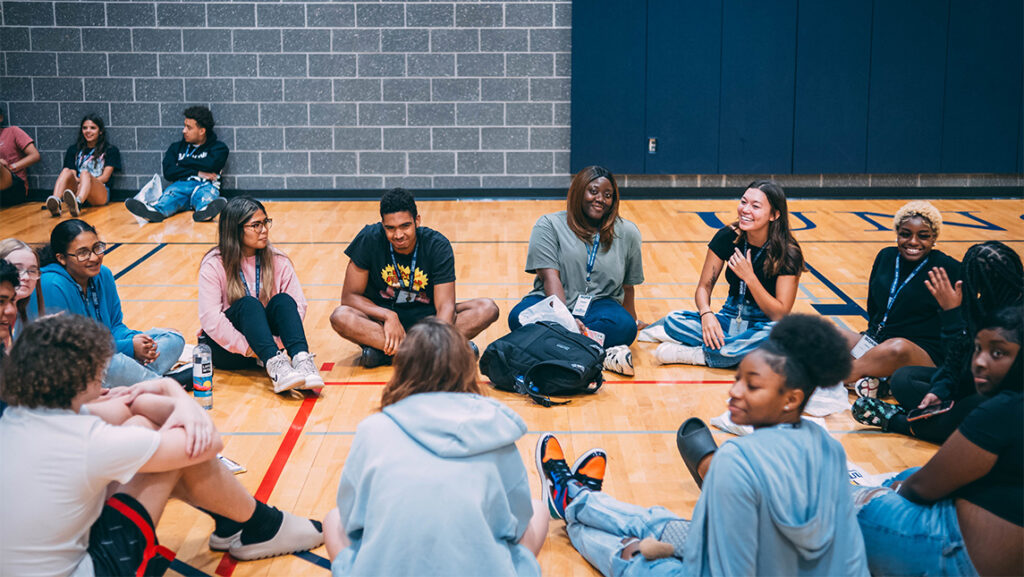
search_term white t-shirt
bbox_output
[0,406,160,577]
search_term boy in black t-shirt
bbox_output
[330,188,499,368]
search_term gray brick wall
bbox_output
[0,0,572,193]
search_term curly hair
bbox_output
[2,314,113,409]
[380,318,481,409]
[893,200,942,237]
[380,187,418,219]
[184,105,215,132]
[758,313,851,406]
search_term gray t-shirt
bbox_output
[525,211,644,307]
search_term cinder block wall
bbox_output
[0,1,572,193]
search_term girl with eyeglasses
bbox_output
[198,196,323,393]
[38,219,187,388]
[0,238,45,340]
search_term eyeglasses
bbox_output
[15,266,40,280]
[66,242,107,262]
[242,218,273,232]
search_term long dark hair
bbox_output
[566,166,620,251]
[208,196,277,304]
[961,242,1023,333]
[76,113,108,158]
[731,180,804,277]
[39,219,98,267]
[380,319,481,409]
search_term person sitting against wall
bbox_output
[852,305,1022,577]
[507,165,645,376]
[46,113,122,218]
[536,314,868,576]
[853,241,1022,443]
[0,238,44,342]
[644,180,804,370]
[0,106,41,208]
[39,219,189,388]
[125,105,229,223]
[840,201,960,397]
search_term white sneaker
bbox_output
[62,189,80,217]
[655,343,706,366]
[291,351,324,391]
[46,196,62,217]
[637,324,672,343]
[854,377,881,398]
[603,345,634,376]
[266,351,305,393]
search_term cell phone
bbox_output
[907,400,955,422]
[217,454,247,475]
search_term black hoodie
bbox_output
[162,129,229,182]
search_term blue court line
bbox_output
[804,263,869,319]
[293,550,332,570]
[113,243,167,280]
[169,559,212,577]
[102,242,122,256]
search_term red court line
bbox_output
[320,362,334,371]
[215,395,319,577]
[323,379,734,386]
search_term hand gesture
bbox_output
[382,313,406,356]
[727,248,756,284]
[923,267,962,311]
[133,334,160,364]
[701,313,725,350]
[163,397,216,457]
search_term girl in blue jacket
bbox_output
[39,219,186,387]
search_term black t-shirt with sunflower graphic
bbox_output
[345,223,456,318]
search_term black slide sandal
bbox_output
[676,418,718,489]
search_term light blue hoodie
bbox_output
[681,420,869,576]
[40,263,139,357]
[331,392,541,577]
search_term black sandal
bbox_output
[676,418,718,488]
[852,397,906,431]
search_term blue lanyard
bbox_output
[240,255,260,297]
[736,241,766,318]
[585,235,600,284]
[183,144,198,158]
[877,255,930,333]
[78,278,102,321]
[389,240,419,292]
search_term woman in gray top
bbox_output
[508,166,644,374]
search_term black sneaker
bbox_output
[360,346,392,368]
[535,433,576,520]
[167,363,194,392]
[125,198,165,223]
[194,197,227,222]
[469,341,480,359]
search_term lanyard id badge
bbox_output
[731,241,765,336]
[389,241,419,304]
[873,255,930,339]
[728,318,749,336]
[572,235,601,318]
[571,294,593,317]
[851,334,878,359]
[240,256,261,297]
[79,279,102,320]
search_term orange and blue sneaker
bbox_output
[571,448,607,492]
[535,433,578,520]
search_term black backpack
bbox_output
[479,321,605,406]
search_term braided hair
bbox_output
[961,241,1023,333]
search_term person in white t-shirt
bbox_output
[0,314,324,577]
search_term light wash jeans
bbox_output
[852,468,978,576]
[660,296,774,368]
[103,328,185,388]
[565,490,687,577]
[151,179,220,218]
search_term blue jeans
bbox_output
[659,296,774,368]
[508,295,638,348]
[852,468,978,576]
[152,180,220,218]
[103,328,186,388]
[565,490,686,577]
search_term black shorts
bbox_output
[394,305,436,331]
[0,175,27,208]
[88,493,174,577]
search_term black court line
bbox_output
[101,242,122,256]
[113,243,166,280]
[805,263,869,319]
[293,551,331,570]
[169,559,211,577]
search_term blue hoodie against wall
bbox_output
[332,392,541,577]
[40,263,139,357]
[681,420,869,577]
[162,130,229,183]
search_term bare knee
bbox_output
[123,415,159,430]
[476,298,499,323]
[883,338,915,363]
[330,306,356,335]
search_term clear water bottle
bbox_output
[193,343,213,410]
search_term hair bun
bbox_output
[768,314,851,388]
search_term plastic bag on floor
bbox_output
[710,410,826,436]
[804,382,851,417]
[517,294,580,333]
[136,174,162,205]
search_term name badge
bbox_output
[851,334,878,359]
[728,318,749,336]
[583,328,605,346]
[395,290,418,304]
[571,294,593,317]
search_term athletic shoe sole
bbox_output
[535,433,568,520]
[194,197,227,222]
[46,196,61,217]
[62,189,80,217]
[272,372,307,394]
[125,198,165,222]
[228,512,324,561]
[209,530,241,552]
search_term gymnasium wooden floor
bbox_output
[1,196,1021,576]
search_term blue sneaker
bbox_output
[536,433,576,520]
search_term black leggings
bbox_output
[200,294,308,369]
[888,366,983,443]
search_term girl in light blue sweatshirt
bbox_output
[324,319,549,576]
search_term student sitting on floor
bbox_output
[854,241,1022,442]
[0,260,19,355]
[0,238,43,342]
[839,201,960,396]
[198,196,323,394]
[324,319,549,576]
[46,113,122,218]
[508,165,645,376]
[537,314,868,577]
[0,106,41,208]
[0,314,324,576]
[330,187,499,368]
[644,180,804,369]
[39,219,189,388]
[852,305,1023,576]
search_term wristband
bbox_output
[699,311,714,318]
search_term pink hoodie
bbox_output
[198,248,307,356]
